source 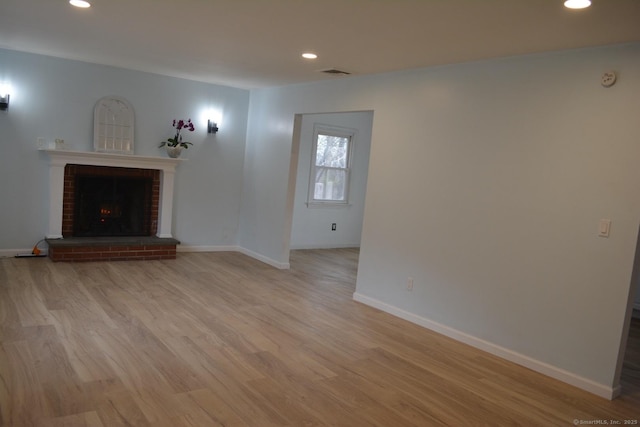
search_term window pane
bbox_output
[315,134,349,168]
[314,167,346,201]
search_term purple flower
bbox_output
[160,117,196,149]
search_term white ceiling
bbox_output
[1,0,639,89]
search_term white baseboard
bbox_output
[178,245,290,270]
[289,243,360,250]
[237,247,290,269]
[352,292,619,400]
[0,248,29,258]
[0,249,49,259]
[177,245,240,253]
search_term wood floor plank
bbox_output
[1,249,639,426]
[243,377,326,426]
[0,342,13,426]
[172,388,251,427]
[160,336,288,425]
[314,373,444,427]
[7,281,55,327]
[94,389,150,427]
[89,326,176,396]
[47,311,116,383]
[2,340,53,425]
[49,411,105,427]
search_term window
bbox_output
[93,96,134,154]
[308,125,355,206]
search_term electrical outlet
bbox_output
[331,223,337,231]
[407,277,414,291]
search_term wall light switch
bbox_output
[598,219,611,238]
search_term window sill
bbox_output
[306,201,352,209]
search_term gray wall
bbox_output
[290,111,373,249]
[240,43,640,396]
[0,49,249,252]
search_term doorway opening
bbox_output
[613,228,640,396]
[286,111,374,252]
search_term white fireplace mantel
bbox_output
[42,149,184,239]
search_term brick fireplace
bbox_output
[42,150,182,262]
[62,164,160,237]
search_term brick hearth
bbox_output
[46,237,179,262]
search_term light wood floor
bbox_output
[1,249,639,426]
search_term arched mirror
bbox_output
[93,96,134,154]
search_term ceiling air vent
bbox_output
[320,68,351,76]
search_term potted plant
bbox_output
[159,118,195,158]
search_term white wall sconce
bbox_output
[201,108,222,134]
[0,94,8,111]
[0,84,10,111]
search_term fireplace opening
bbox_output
[74,174,153,237]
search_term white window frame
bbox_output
[307,124,356,207]
[93,96,135,154]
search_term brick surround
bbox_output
[50,164,176,262]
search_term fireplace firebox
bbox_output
[62,164,160,237]
[74,175,153,237]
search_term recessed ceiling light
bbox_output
[302,53,318,59]
[564,0,591,9]
[69,0,91,8]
